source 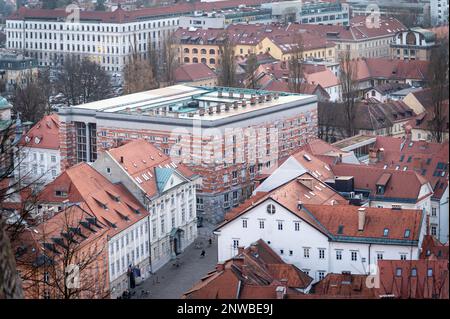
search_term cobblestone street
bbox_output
[131,224,218,299]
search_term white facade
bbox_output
[15,146,61,187]
[433,186,449,244]
[93,150,198,273]
[430,0,449,26]
[108,216,151,298]
[5,15,180,72]
[215,199,426,283]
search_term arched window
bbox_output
[193,57,198,63]
[183,48,189,53]
[209,58,216,65]
[201,48,207,54]
[209,49,215,55]
[201,58,207,64]
[184,57,190,63]
[192,48,198,54]
[267,204,276,215]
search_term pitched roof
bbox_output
[372,136,449,199]
[353,58,429,82]
[174,63,217,83]
[420,235,449,260]
[19,114,60,150]
[331,163,431,202]
[182,239,312,299]
[106,139,196,198]
[38,163,149,236]
[304,69,339,89]
[377,259,449,299]
[312,273,377,298]
[222,171,347,224]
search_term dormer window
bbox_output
[25,136,31,143]
[383,228,389,237]
[376,185,385,195]
[55,190,67,197]
[404,229,410,238]
[34,136,41,144]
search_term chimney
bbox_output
[216,105,221,113]
[216,262,225,272]
[338,153,343,163]
[250,95,257,105]
[369,148,378,164]
[237,246,245,255]
[275,286,287,299]
[377,148,384,162]
[297,201,303,210]
[258,95,265,103]
[358,208,366,231]
[233,101,239,109]
[120,156,124,163]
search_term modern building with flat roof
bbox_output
[58,85,318,222]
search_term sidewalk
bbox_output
[132,223,218,299]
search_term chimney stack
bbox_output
[358,208,366,231]
[275,286,287,299]
[368,148,378,164]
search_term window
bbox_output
[280,249,284,255]
[43,272,50,283]
[318,271,325,281]
[233,240,239,249]
[351,251,357,261]
[277,221,283,230]
[431,225,437,236]
[303,248,310,258]
[432,207,437,217]
[395,268,402,277]
[400,254,407,260]
[242,219,247,228]
[427,268,433,277]
[319,249,325,259]
[267,204,276,214]
[289,250,293,256]
[404,229,410,238]
[259,220,265,229]
[383,228,389,237]
[336,250,342,260]
[377,253,384,260]
[411,268,417,276]
[294,222,300,231]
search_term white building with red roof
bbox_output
[92,139,200,272]
[14,114,61,187]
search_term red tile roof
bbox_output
[38,162,149,236]
[19,114,59,150]
[9,0,271,22]
[220,172,347,225]
[174,63,217,83]
[331,163,431,202]
[302,204,423,242]
[312,273,377,298]
[353,58,429,82]
[182,239,312,299]
[372,136,449,199]
[106,139,196,198]
[377,259,449,299]
[420,235,449,259]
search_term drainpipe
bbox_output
[368,243,372,275]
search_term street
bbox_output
[131,225,218,299]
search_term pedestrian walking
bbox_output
[200,249,206,257]
[208,238,212,246]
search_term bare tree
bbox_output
[11,75,50,124]
[218,35,236,87]
[288,33,305,93]
[55,57,112,106]
[427,39,449,143]
[147,39,161,88]
[123,40,158,94]
[160,31,179,87]
[15,204,109,299]
[338,50,359,138]
[245,53,258,89]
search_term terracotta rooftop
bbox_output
[19,114,59,150]
[352,58,429,82]
[182,239,312,299]
[371,136,449,200]
[38,162,149,236]
[377,259,449,299]
[311,273,377,298]
[331,163,431,202]
[174,63,217,83]
[420,235,449,260]
[106,139,196,199]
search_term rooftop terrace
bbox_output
[67,85,315,122]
